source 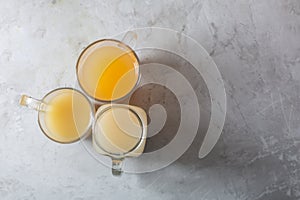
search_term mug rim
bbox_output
[75,39,141,104]
[37,87,95,144]
[92,104,146,157]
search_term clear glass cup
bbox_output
[76,31,140,104]
[19,88,95,144]
[92,104,147,176]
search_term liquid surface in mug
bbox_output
[93,107,145,155]
[78,45,139,101]
[44,90,92,142]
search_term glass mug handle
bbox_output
[121,31,137,48]
[111,158,124,176]
[19,95,47,112]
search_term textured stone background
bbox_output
[0,0,299,199]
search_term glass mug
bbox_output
[19,88,94,143]
[93,104,147,176]
[76,31,140,104]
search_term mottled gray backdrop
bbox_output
[0,0,299,199]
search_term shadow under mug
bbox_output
[76,31,140,104]
[19,88,95,144]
